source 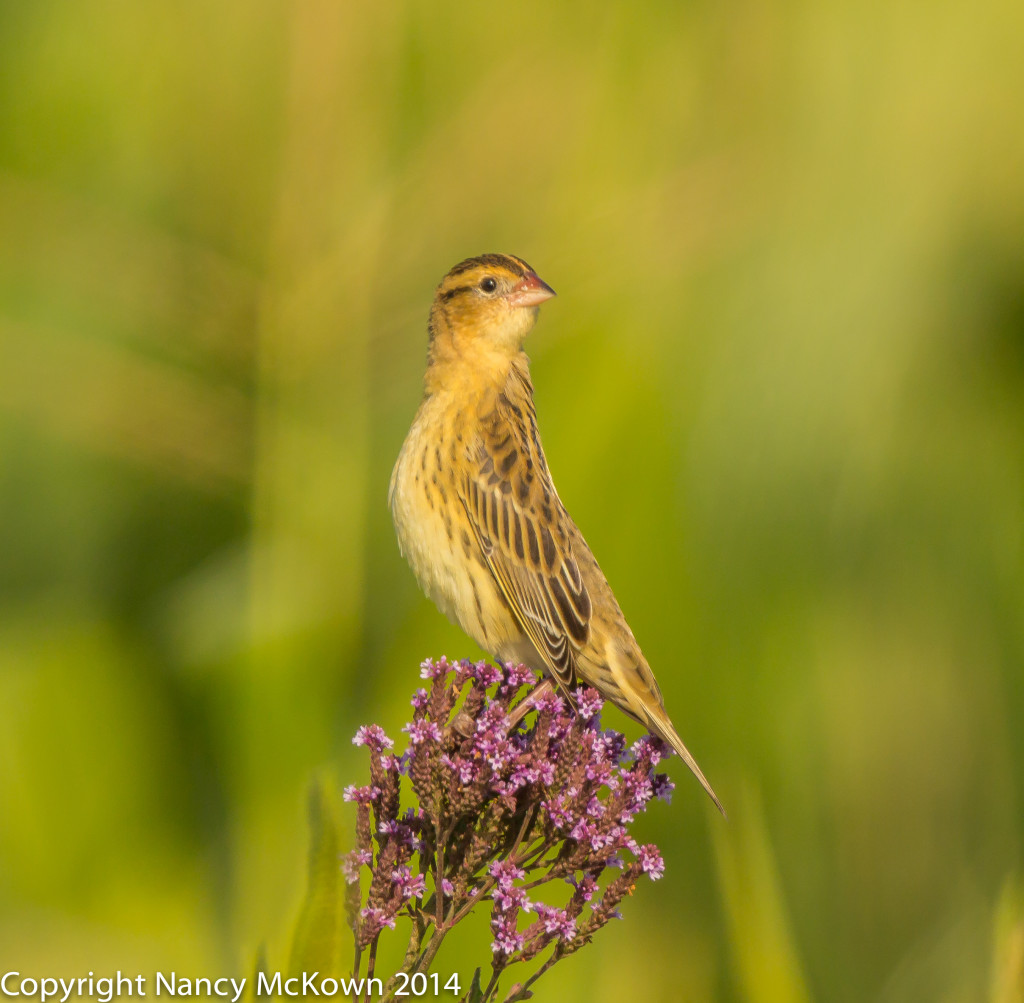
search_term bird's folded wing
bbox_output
[458,408,592,694]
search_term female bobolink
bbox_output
[389,254,723,813]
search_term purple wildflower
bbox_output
[503,662,536,690]
[575,687,603,721]
[567,873,598,902]
[490,912,525,956]
[492,883,532,912]
[391,865,427,900]
[441,752,480,785]
[476,701,511,737]
[472,660,504,687]
[341,848,372,884]
[489,858,526,888]
[506,761,542,792]
[630,734,667,766]
[352,724,394,751]
[378,819,420,849]
[534,903,576,940]
[638,844,665,880]
[381,752,409,775]
[593,730,627,765]
[653,772,675,802]
[403,719,442,744]
[570,817,596,844]
[343,656,681,1002]
[343,784,380,805]
[542,789,580,830]
[419,656,452,680]
[623,771,655,814]
[360,906,397,934]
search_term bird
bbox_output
[389,253,723,813]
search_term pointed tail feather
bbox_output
[647,710,726,817]
[572,645,725,815]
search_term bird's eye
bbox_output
[479,277,498,294]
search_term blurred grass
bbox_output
[1,0,1022,1000]
[713,788,812,1003]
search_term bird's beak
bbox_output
[507,272,556,309]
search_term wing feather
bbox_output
[458,385,591,692]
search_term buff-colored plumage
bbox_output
[389,254,723,813]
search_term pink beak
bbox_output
[507,272,557,308]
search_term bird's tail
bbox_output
[578,642,726,815]
[644,706,726,817]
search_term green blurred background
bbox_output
[1,1,1022,1000]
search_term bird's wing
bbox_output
[458,383,592,693]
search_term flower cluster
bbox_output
[342,657,675,1002]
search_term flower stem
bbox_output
[411,923,449,976]
[446,876,496,927]
[435,817,445,930]
[516,946,562,998]
[508,806,537,858]
[363,937,379,1003]
[481,967,502,1003]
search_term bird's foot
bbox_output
[507,678,554,731]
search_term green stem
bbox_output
[517,946,562,997]
[508,806,536,858]
[481,966,503,1003]
[411,925,447,976]
[446,877,496,927]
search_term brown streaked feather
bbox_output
[458,361,591,694]
[458,360,725,813]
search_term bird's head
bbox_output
[428,253,556,364]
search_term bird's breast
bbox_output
[389,400,518,655]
